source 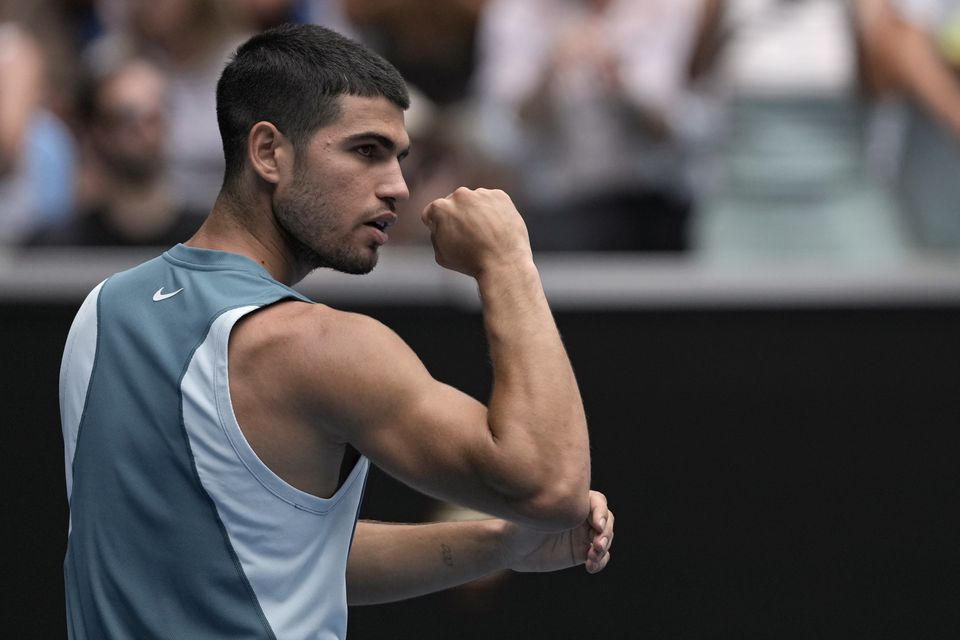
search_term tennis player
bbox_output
[59,23,613,638]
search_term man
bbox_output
[0,16,75,243]
[59,23,613,638]
[30,55,202,246]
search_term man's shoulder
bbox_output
[234,301,392,360]
[229,300,410,406]
[248,299,378,331]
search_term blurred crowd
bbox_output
[3,0,960,260]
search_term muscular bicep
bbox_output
[299,311,505,510]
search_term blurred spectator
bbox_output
[297,0,356,35]
[473,0,709,252]
[878,0,960,250]
[29,56,200,246]
[345,0,485,106]
[690,0,909,264]
[235,0,354,33]
[237,0,302,30]
[0,3,77,244]
[85,0,249,216]
[57,0,106,51]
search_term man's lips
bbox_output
[362,212,398,245]
[364,212,398,232]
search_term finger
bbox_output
[587,510,613,560]
[447,185,472,202]
[420,202,435,228]
[590,534,609,559]
[601,510,614,550]
[588,491,608,532]
[586,549,611,574]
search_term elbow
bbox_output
[484,413,592,530]
[510,473,590,531]
[522,488,589,531]
[533,492,589,531]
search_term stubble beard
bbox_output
[274,174,380,277]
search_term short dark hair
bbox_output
[216,23,409,188]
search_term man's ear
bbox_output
[247,121,291,185]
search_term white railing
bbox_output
[3,245,960,308]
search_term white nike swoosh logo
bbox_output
[152,287,184,302]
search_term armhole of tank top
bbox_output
[212,304,369,515]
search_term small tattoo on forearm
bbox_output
[441,543,454,568]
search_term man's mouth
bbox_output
[365,213,398,232]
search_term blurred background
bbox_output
[3,0,960,637]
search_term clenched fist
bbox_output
[421,187,533,278]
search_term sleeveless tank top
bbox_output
[60,244,368,639]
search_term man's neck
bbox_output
[185,191,306,286]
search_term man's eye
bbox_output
[356,145,375,157]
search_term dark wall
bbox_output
[5,301,960,638]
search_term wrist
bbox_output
[491,519,520,571]
[475,254,538,289]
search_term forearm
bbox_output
[346,519,508,605]
[476,259,590,526]
[418,188,591,528]
[855,0,960,137]
[891,21,960,137]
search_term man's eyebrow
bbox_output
[347,132,411,159]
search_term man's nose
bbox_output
[378,163,410,204]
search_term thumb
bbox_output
[421,199,445,232]
[428,227,447,268]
